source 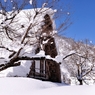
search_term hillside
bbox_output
[56,35,95,84]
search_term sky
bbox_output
[62,0,95,44]
[1,0,95,44]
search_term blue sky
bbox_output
[1,0,95,44]
[62,0,95,44]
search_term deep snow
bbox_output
[0,7,95,95]
[0,77,95,95]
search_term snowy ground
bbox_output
[0,77,95,95]
[0,8,95,95]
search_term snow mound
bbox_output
[0,77,95,95]
[0,77,66,95]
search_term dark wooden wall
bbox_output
[28,58,61,83]
[40,36,58,58]
[28,14,61,82]
[46,59,61,83]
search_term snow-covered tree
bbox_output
[64,40,95,85]
[0,0,71,72]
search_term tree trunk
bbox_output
[78,79,83,85]
[77,65,83,85]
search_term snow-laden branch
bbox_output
[0,55,45,72]
[63,52,75,60]
[0,62,20,72]
[82,64,94,77]
[21,23,32,44]
[0,46,15,53]
[0,47,22,71]
[63,51,89,60]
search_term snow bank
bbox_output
[33,85,95,95]
[0,77,95,95]
[0,77,66,95]
[0,61,31,77]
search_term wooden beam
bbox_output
[18,56,45,60]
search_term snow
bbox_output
[11,0,13,2]
[0,6,95,91]
[43,39,49,44]
[90,40,93,43]
[29,0,32,5]
[0,60,32,77]
[0,77,95,95]
[4,0,7,2]
[33,85,95,95]
[36,50,45,56]
[0,9,95,94]
[42,3,48,8]
[68,50,76,54]
[0,8,56,41]
[67,12,70,15]
[5,41,23,52]
[0,77,63,95]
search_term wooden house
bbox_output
[28,14,61,83]
[28,36,61,83]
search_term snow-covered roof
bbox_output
[0,8,56,33]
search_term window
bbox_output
[32,60,46,79]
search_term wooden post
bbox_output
[40,59,44,77]
[28,60,35,77]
